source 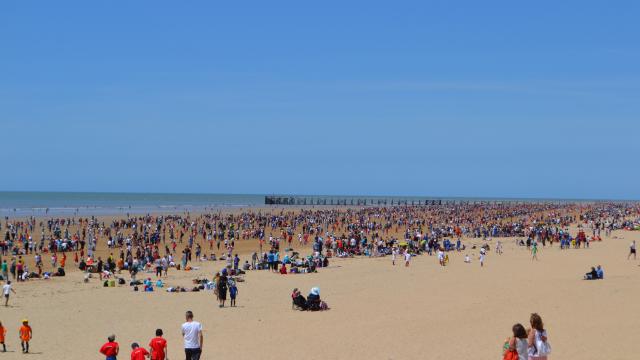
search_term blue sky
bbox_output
[1,1,639,199]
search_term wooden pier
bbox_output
[262,196,557,206]
[264,196,446,206]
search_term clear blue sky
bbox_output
[1,1,639,199]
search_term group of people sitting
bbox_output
[291,287,329,311]
[584,265,604,280]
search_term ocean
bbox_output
[0,192,264,216]
[0,191,628,217]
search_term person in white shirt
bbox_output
[629,240,636,260]
[181,310,203,360]
[404,250,411,267]
[391,247,399,266]
[437,249,445,266]
[3,281,16,307]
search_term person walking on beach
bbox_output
[0,321,6,352]
[479,247,486,267]
[629,240,636,260]
[531,241,538,261]
[181,311,203,360]
[404,249,411,267]
[229,278,238,307]
[149,329,167,360]
[3,281,15,307]
[528,313,551,359]
[130,343,149,360]
[503,323,528,360]
[99,334,119,360]
[18,319,32,354]
[1,260,7,281]
[217,272,228,308]
[391,247,398,266]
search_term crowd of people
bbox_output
[0,202,638,357]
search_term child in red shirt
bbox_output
[130,342,149,360]
[148,329,167,360]
[99,334,119,360]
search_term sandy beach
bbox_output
[1,207,639,360]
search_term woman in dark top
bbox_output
[218,274,228,307]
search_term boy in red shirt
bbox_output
[131,342,149,360]
[148,329,167,360]
[99,334,119,360]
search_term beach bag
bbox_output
[502,349,518,360]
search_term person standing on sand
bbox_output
[531,241,538,261]
[391,247,398,266]
[629,240,636,260]
[404,249,411,267]
[181,311,203,360]
[479,247,486,267]
[99,334,119,360]
[1,260,8,281]
[18,319,32,354]
[503,323,528,360]
[130,342,149,360]
[3,281,15,307]
[229,278,238,307]
[217,272,228,308]
[527,313,551,359]
[149,329,167,360]
[0,321,7,352]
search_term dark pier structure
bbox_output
[263,196,552,206]
[265,196,444,206]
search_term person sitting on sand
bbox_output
[596,265,604,279]
[584,266,598,280]
[291,288,307,310]
[306,287,329,311]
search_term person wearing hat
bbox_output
[99,334,119,360]
[18,319,32,354]
[307,287,321,311]
[130,342,149,360]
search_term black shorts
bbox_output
[631,249,636,254]
[185,348,202,360]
